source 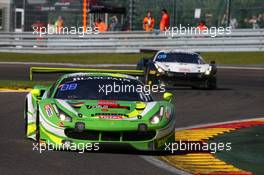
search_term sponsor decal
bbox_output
[157,53,167,59]
[98,100,130,109]
[73,76,131,82]
[59,83,78,91]
[101,108,109,112]
[99,115,123,119]
[44,104,53,117]
[98,100,118,107]
[57,121,64,127]
[179,68,191,72]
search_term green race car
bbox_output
[25,72,175,151]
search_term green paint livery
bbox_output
[25,72,175,151]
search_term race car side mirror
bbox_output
[31,89,41,97]
[210,60,216,65]
[163,92,173,102]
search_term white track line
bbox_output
[140,156,191,175]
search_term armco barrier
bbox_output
[0,29,263,53]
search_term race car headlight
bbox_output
[205,69,211,75]
[204,66,212,75]
[150,115,160,124]
[150,107,164,124]
[53,105,72,122]
[157,67,164,73]
[59,112,72,122]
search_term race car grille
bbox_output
[65,129,156,141]
[65,129,99,140]
[166,72,204,78]
[122,131,156,141]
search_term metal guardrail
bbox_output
[0,29,263,53]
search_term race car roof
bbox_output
[157,49,200,55]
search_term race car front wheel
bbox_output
[24,99,28,138]
[35,106,40,143]
[206,77,217,89]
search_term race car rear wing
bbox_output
[29,66,145,81]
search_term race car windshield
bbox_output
[54,76,152,102]
[155,52,205,64]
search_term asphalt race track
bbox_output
[0,63,263,175]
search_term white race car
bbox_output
[137,50,217,89]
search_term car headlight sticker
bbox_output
[44,104,54,117]
[157,67,164,73]
[53,104,72,122]
[205,69,211,75]
[150,106,164,124]
[165,107,172,121]
[59,111,72,122]
[205,66,212,75]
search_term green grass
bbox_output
[0,52,263,65]
[202,52,264,65]
[209,126,264,175]
[0,80,52,89]
[0,53,152,64]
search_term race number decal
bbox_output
[60,83,78,91]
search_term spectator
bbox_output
[160,9,170,31]
[55,16,64,33]
[257,13,264,28]
[197,20,208,31]
[109,16,119,31]
[243,17,251,28]
[32,20,46,32]
[95,18,107,32]
[248,15,259,29]
[143,10,155,31]
[220,14,228,27]
[230,17,238,29]
[47,19,55,32]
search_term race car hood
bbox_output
[155,62,211,73]
[54,99,160,120]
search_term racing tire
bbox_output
[209,77,217,89]
[136,65,142,70]
[144,66,150,85]
[35,106,40,143]
[136,66,146,83]
[24,99,28,138]
[206,77,217,90]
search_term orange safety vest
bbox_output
[160,13,170,31]
[56,20,64,32]
[98,22,107,32]
[143,17,155,31]
[197,25,208,31]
